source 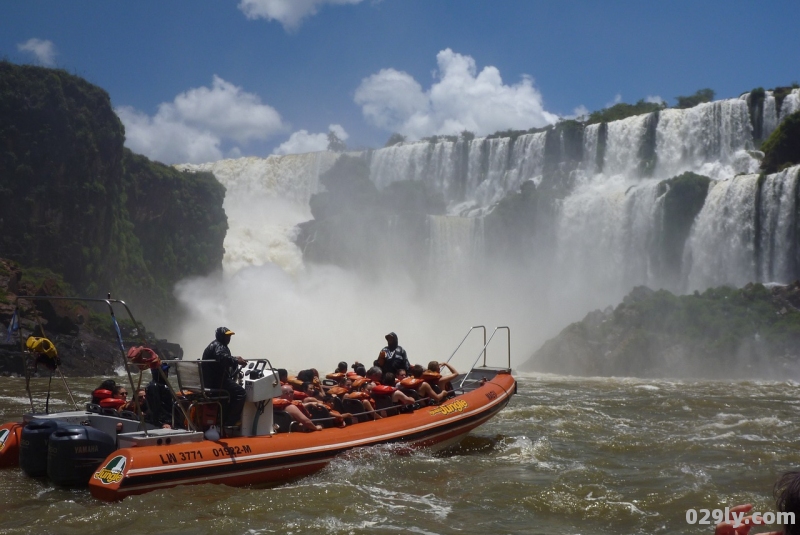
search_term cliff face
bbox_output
[0,61,227,327]
[524,283,800,379]
[0,62,131,294]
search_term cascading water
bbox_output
[554,179,663,307]
[601,113,653,178]
[684,174,760,291]
[654,98,754,180]
[778,88,800,121]
[758,167,800,283]
[172,93,799,368]
[176,152,339,274]
[427,215,485,292]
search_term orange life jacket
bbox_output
[99,397,126,410]
[371,384,396,396]
[422,371,441,385]
[399,377,424,389]
[327,386,349,396]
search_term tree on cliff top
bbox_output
[761,111,800,174]
[675,88,715,109]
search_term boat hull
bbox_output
[89,371,516,501]
[0,422,24,468]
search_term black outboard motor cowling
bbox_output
[47,425,116,486]
[20,420,69,477]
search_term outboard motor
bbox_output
[20,420,68,477]
[47,425,116,486]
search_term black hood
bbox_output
[385,331,398,350]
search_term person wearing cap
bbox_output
[202,326,247,427]
[375,332,410,376]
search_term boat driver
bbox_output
[201,326,247,428]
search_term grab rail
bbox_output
[445,326,486,366]
[457,326,511,389]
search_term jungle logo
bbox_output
[429,399,468,416]
[93,455,126,484]
[0,429,9,451]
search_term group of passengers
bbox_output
[91,329,459,435]
[269,332,459,432]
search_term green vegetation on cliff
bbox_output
[586,100,664,125]
[527,283,800,379]
[761,111,800,174]
[0,61,227,326]
[675,88,716,109]
[123,150,227,292]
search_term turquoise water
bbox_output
[0,373,797,534]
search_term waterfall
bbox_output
[464,137,511,209]
[368,141,459,197]
[759,167,800,283]
[554,179,662,303]
[655,99,754,179]
[428,215,485,290]
[600,114,653,178]
[176,152,340,274]
[174,92,800,328]
[684,174,760,291]
[762,92,779,140]
[779,88,800,120]
[506,131,548,189]
[581,123,601,175]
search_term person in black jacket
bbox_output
[201,326,247,427]
[375,332,410,376]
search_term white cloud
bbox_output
[605,94,623,108]
[116,105,223,164]
[354,49,558,140]
[238,0,364,31]
[273,124,349,155]
[645,95,665,105]
[566,105,590,120]
[17,38,57,67]
[116,76,285,164]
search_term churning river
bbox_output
[1,373,797,535]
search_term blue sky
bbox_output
[3,0,799,164]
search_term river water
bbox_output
[1,373,797,535]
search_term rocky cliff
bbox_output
[524,283,800,379]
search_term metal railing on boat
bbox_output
[445,325,511,389]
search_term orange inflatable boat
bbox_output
[88,365,516,501]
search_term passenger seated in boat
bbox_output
[297,368,320,384]
[352,362,366,377]
[383,372,396,388]
[277,369,288,384]
[274,385,321,432]
[298,382,351,427]
[91,379,117,405]
[96,385,128,412]
[427,361,459,392]
[401,365,452,404]
[365,366,416,408]
[122,388,147,413]
[335,361,348,374]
